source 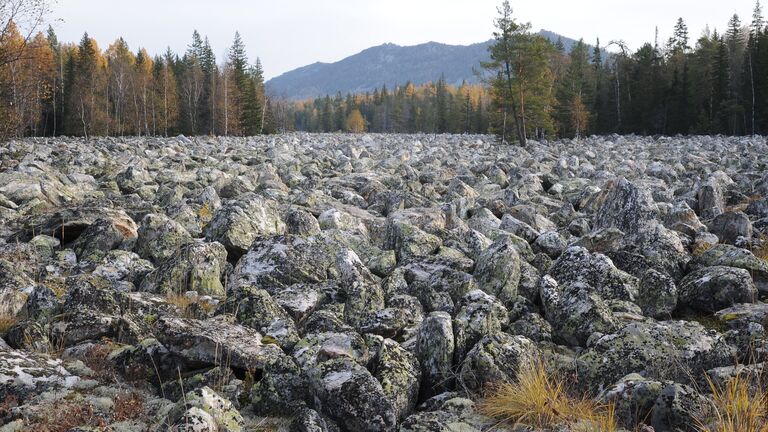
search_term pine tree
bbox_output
[483,1,554,144]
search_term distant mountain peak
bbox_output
[266,31,591,100]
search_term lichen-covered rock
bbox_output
[164,386,244,432]
[472,235,521,305]
[372,338,421,421]
[0,349,79,403]
[306,357,396,432]
[452,289,508,363]
[416,311,455,399]
[222,285,300,350]
[548,246,638,301]
[458,332,538,393]
[689,244,768,293]
[337,249,385,329]
[709,211,752,245]
[140,241,227,296]
[203,193,286,258]
[678,266,758,313]
[539,275,618,346]
[636,268,677,319]
[135,213,193,263]
[578,320,736,390]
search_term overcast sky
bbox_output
[50,0,759,80]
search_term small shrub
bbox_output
[478,358,616,431]
[24,400,106,432]
[696,367,768,432]
[113,391,145,422]
[83,341,115,378]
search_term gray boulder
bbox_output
[678,266,758,313]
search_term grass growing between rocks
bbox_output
[478,359,617,431]
[696,368,768,432]
[0,313,17,334]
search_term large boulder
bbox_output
[416,311,455,399]
[579,320,736,390]
[548,246,638,301]
[678,266,758,313]
[203,193,286,258]
[458,332,538,393]
[140,241,228,296]
[134,212,193,263]
[689,244,768,293]
[472,235,522,305]
[539,275,618,346]
[306,357,397,432]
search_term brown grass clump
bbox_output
[753,234,768,261]
[0,313,17,334]
[696,368,768,432]
[693,241,714,257]
[478,358,617,431]
[166,292,196,318]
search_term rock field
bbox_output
[1,133,768,431]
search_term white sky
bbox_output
[50,0,759,80]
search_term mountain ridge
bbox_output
[267,31,599,100]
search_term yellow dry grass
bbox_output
[478,358,617,431]
[0,314,17,334]
[697,368,768,432]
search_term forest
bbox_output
[1,0,768,139]
[0,2,280,139]
[288,1,768,140]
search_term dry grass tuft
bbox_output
[697,368,768,432]
[753,234,768,261]
[0,313,17,334]
[693,241,714,257]
[478,358,617,431]
[166,292,196,318]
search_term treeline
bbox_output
[289,79,491,134]
[0,23,278,138]
[292,0,768,140]
[485,0,768,143]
